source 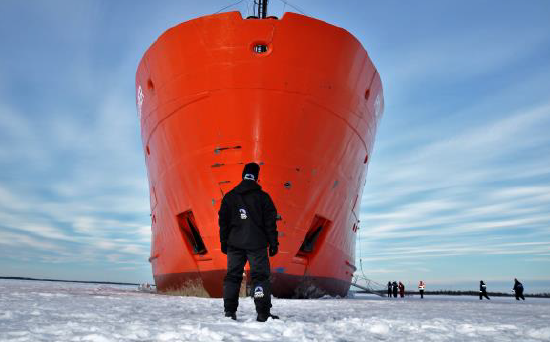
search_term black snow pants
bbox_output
[387,288,392,297]
[223,246,271,314]
[479,290,490,300]
[393,288,398,298]
[515,290,525,300]
[419,289,424,299]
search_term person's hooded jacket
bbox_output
[480,281,487,292]
[513,279,524,293]
[219,179,278,250]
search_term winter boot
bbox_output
[224,311,237,320]
[256,312,269,322]
[256,312,279,322]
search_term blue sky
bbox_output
[1,1,549,293]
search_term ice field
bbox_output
[1,279,549,342]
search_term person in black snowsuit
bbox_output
[387,281,392,298]
[219,162,279,322]
[513,278,525,300]
[479,280,490,300]
[392,281,398,298]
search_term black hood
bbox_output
[234,179,262,194]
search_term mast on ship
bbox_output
[255,0,268,19]
[251,0,270,53]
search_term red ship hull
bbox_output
[135,11,383,298]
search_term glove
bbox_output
[221,242,227,255]
[269,244,278,257]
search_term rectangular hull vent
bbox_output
[299,215,331,254]
[177,211,207,255]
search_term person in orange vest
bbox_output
[398,281,405,298]
[418,280,426,299]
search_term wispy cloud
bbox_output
[0,53,151,282]
[358,11,550,289]
[1,1,549,289]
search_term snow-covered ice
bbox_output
[1,279,549,341]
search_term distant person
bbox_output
[387,281,392,298]
[399,281,405,298]
[513,278,525,301]
[392,281,398,298]
[219,162,279,322]
[418,280,426,299]
[479,280,490,300]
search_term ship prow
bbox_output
[136,8,384,298]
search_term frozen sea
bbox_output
[1,279,549,342]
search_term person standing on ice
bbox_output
[387,281,392,297]
[392,281,398,298]
[513,278,525,300]
[418,280,425,299]
[219,162,280,322]
[479,280,490,300]
[398,281,405,298]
